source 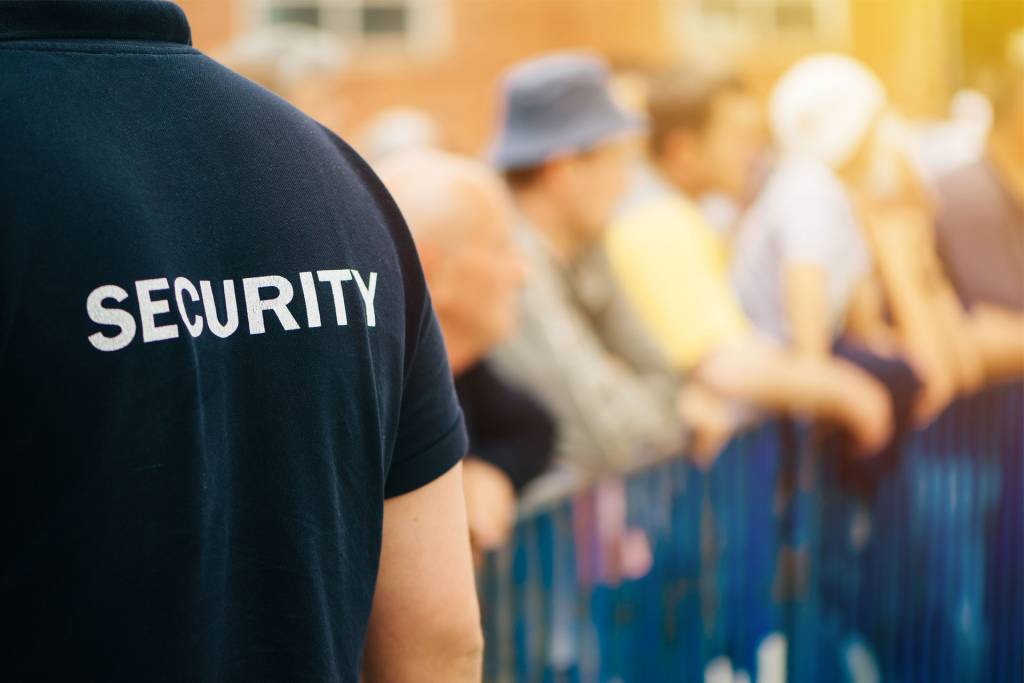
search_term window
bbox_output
[257,0,449,55]
[665,0,849,47]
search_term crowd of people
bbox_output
[3,2,1021,679]
[354,39,1024,556]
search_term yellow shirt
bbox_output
[606,193,750,371]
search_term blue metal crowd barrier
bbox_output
[479,382,1023,683]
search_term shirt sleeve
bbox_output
[455,362,555,493]
[385,295,468,498]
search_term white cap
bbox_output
[770,53,887,169]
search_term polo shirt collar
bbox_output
[0,1,191,45]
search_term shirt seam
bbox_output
[384,413,466,498]
[391,412,465,472]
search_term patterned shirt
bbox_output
[492,218,684,472]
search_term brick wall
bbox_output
[174,0,1013,154]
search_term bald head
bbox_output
[377,149,509,252]
[376,149,525,372]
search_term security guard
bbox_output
[0,1,481,681]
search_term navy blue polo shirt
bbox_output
[0,2,467,681]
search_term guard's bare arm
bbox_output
[362,463,483,682]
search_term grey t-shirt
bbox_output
[731,157,871,343]
[935,158,1024,311]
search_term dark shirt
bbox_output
[0,2,466,681]
[455,360,555,492]
[935,157,1024,311]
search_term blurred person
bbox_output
[862,191,1024,398]
[737,54,1006,425]
[606,68,894,457]
[844,85,1023,410]
[218,23,348,133]
[935,45,1024,314]
[0,2,481,682]
[640,66,766,236]
[378,150,555,559]
[731,54,888,356]
[730,55,946,424]
[357,107,443,163]
[846,150,981,423]
[902,89,992,187]
[933,39,1024,384]
[489,53,686,471]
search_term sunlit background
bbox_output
[178,0,1020,154]
[170,2,1022,682]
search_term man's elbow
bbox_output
[439,625,485,679]
[416,622,485,681]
